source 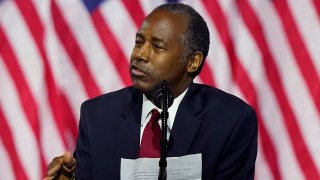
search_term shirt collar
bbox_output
[141,88,188,129]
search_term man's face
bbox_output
[129,10,192,97]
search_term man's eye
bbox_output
[153,44,164,49]
[135,40,143,44]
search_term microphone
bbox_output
[152,80,173,180]
[152,80,174,109]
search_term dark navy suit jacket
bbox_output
[75,83,258,179]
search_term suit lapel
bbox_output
[117,88,142,159]
[168,83,203,156]
[115,84,203,158]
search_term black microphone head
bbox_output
[152,80,174,109]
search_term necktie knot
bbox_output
[150,109,160,122]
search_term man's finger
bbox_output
[46,159,63,177]
[45,152,76,179]
[62,164,76,173]
[62,152,72,163]
[62,152,76,166]
[61,152,76,174]
[46,166,59,178]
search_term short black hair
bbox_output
[153,3,210,76]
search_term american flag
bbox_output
[0,0,319,179]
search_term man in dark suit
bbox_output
[44,3,257,180]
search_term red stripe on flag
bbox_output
[312,0,320,20]
[51,1,101,98]
[199,61,216,87]
[122,0,145,27]
[202,0,283,179]
[256,113,282,180]
[91,9,132,86]
[0,26,47,177]
[0,106,28,180]
[272,0,320,116]
[59,95,78,143]
[237,0,320,179]
[235,59,282,180]
[15,0,77,150]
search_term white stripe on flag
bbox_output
[0,57,41,180]
[55,0,124,93]
[255,137,274,180]
[100,0,137,59]
[0,139,15,180]
[194,1,234,91]
[139,0,165,15]
[0,0,66,162]
[223,1,304,178]
[45,21,88,119]
[249,0,320,170]
[287,0,320,73]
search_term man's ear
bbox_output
[187,51,203,73]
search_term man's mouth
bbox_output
[131,64,148,77]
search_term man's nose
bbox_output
[136,43,151,62]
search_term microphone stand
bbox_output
[152,80,173,180]
[159,80,169,180]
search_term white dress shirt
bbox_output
[139,88,188,144]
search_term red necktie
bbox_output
[139,109,161,158]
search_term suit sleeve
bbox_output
[214,106,258,180]
[74,102,93,179]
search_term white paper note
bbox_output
[121,154,202,180]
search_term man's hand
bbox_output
[43,152,77,180]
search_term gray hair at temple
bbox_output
[153,3,210,77]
